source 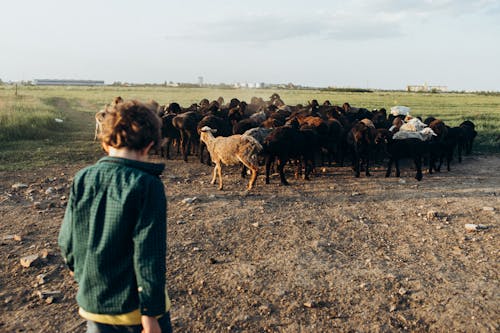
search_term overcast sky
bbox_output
[1,0,499,91]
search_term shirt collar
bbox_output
[98,156,165,177]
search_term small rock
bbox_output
[390,304,397,312]
[426,211,438,220]
[13,234,22,242]
[303,301,316,308]
[398,287,407,296]
[482,206,495,212]
[176,220,186,225]
[45,187,55,195]
[181,197,198,204]
[465,224,488,232]
[40,249,50,259]
[258,304,271,315]
[45,296,54,304]
[398,179,406,184]
[20,254,39,268]
[35,290,61,300]
[351,192,361,196]
[12,183,28,190]
[36,274,46,285]
[251,222,260,228]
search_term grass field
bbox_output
[0,85,499,171]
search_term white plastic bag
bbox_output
[390,106,411,116]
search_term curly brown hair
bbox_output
[99,100,162,151]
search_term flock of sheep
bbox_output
[96,94,478,190]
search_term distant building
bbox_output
[407,82,447,92]
[233,82,263,88]
[33,79,105,86]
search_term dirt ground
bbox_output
[0,153,498,332]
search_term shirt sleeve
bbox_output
[58,182,76,272]
[132,178,167,316]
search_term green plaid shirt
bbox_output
[58,156,167,316]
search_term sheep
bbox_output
[385,137,426,181]
[242,127,274,146]
[399,118,428,132]
[199,126,263,190]
[428,119,449,173]
[392,127,437,141]
[263,119,320,185]
[94,109,108,141]
[346,120,378,177]
[94,96,123,141]
[172,111,203,162]
[197,115,232,165]
[159,113,180,159]
[459,120,477,155]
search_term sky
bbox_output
[1,0,499,91]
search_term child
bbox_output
[59,100,172,333]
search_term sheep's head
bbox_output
[200,126,217,134]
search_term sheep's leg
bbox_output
[303,159,310,180]
[186,134,192,157]
[216,163,224,190]
[365,154,371,177]
[414,155,423,181]
[175,138,180,155]
[446,149,452,171]
[466,140,473,154]
[395,158,401,178]
[265,155,273,184]
[248,167,258,189]
[428,152,436,174]
[295,159,301,180]
[180,131,188,162]
[210,164,218,185]
[457,142,463,163]
[240,159,258,190]
[385,158,393,177]
[167,138,175,159]
[352,148,360,178]
[199,141,206,164]
[241,162,246,178]
[278,158,289,186]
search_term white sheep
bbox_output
[393,127,437,141]
[199,126,263,190]
[94,97,123,141]
[94,108,108,141]
[400,118,428,132]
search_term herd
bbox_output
[96,94,478,190]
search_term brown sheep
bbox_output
[199,126,262,190]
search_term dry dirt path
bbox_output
[0,154,498,332]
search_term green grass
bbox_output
[0,85,499,171]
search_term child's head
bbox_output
[99,100,162,151]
